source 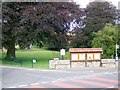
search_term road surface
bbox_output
[2,66,119,89]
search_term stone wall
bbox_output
[49,59,118,69]
[101,59,118,67]
[49,60,70,69]
[71,61,101,68]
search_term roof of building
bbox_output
[69,48,103,53]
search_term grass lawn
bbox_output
[1,48,70,69]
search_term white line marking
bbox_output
[30,83,39,85]
[8,87,16,88]
[18,85,28,87]
[27,69,34,70]
[41,82,48,84]
[108,86,115,88]
[57,78,66,81]
[51,81,57,82]
[19,68,23,69]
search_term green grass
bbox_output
[1,48,70,69]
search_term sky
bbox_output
[73,0,120,8]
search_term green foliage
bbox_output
[70,28,86,48]
[84,1,117,47]
[19,2,84,50]
[2,2,84,58]
[2,2,84,59]
[118,25,120,45]
[2,48,70,69]
[92,23,117,58]
[117,24,120,56]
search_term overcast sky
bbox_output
[73,0,119,8]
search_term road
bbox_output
[2,66,120,89]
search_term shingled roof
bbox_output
[69,48,103,53]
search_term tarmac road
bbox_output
[2,66,119,89]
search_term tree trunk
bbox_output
[5,42,16,60]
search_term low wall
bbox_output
[49,60,70,69]
[101,59,118,67]
[71,61,100,68]
[49,59,118,69]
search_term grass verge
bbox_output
[1,48,70,69]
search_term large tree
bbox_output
[2,2,84,59]
[20,2,84,50]
[69,28,85,48]
[2,2,23,59]
[84,1,117,47]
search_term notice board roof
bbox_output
[69,48,103,53]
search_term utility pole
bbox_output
[115,43,119,61]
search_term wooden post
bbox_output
[85,53,87,67]
[70,53,72,68]
[85,59,87,67]
[100,53,102,67]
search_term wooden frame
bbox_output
[70,48,103,67]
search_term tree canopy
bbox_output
[92,23,117,58]
[84,1,117,47]
[2,1,119,60]
[2,2,84,59]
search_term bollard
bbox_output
[32,59,36,68]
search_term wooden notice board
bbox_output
[69,48,103,67]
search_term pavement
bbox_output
[1,65,120,89]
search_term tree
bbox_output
[92,23,117,58]
[84,1,117,47]
[0,4,1,49]
[69,28,86,48]
[2,2,84,59]
[117,9,120,45]
[2,2,23,59]
[117,24,120,57]
[20,2,84,50]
